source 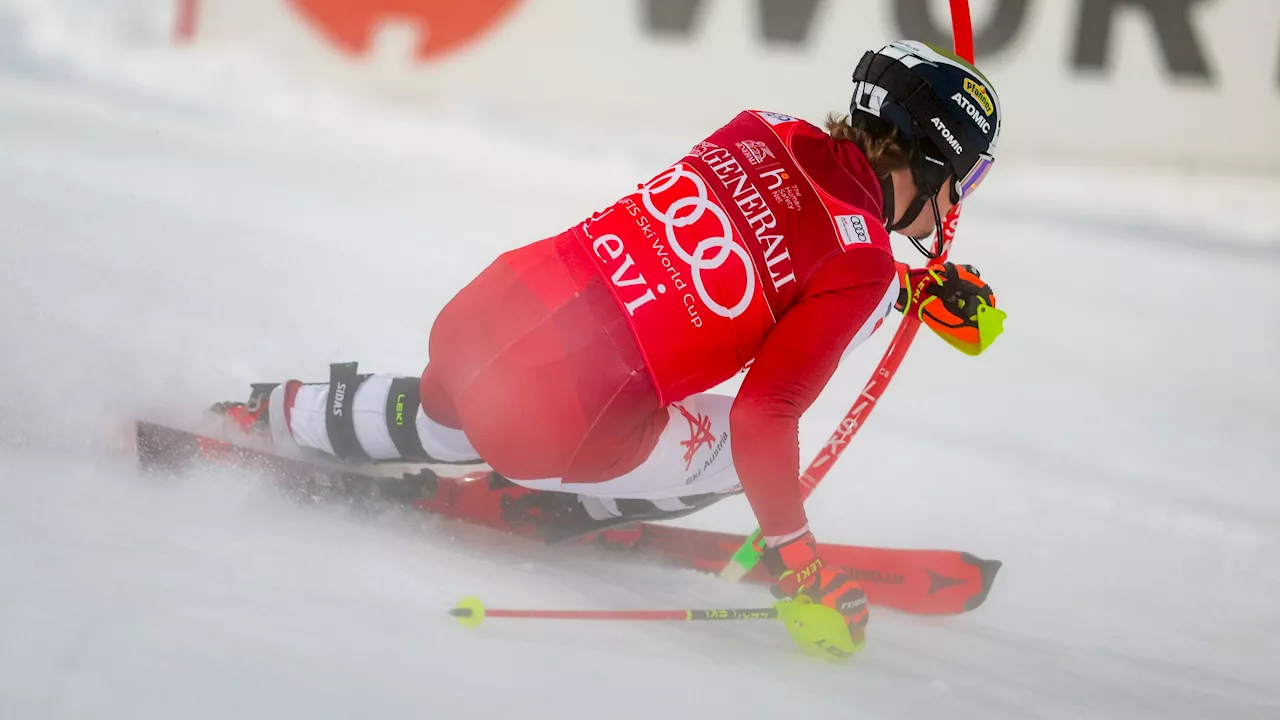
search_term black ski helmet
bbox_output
[850,40,1003,257]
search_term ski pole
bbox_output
[449,596,778,628]
[450,597,863,659]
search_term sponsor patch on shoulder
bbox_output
[835,214,873,247]
[757,111,798,126]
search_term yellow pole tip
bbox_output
[451,596,486,629]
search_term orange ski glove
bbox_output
[763,531,869,655]
[895,261,1006,355]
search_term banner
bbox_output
[179,0,1280,170]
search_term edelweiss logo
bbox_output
[674,403,715,470]
[736,140,775,166]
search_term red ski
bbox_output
[591,524,999,616]
[135,420,1000,616]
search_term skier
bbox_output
[215,40,1006,654]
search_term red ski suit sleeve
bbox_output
[730,248,896,540]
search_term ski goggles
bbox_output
[920,151,995,205]
[956,152,995,200]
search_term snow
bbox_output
[1,3,1278,718]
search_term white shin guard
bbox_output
[270,363,481,464]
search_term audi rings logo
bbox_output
[640,164,755,319]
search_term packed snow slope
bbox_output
[1,6,1279,719]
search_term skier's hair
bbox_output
[825,113,914,176]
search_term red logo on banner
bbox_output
[287,0,523,61]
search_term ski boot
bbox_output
[207,381,300,437]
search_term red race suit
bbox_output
[421,111,899,539]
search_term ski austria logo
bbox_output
[641,164,756,320]
[674,403,716,471]
[963,78,994,116]
[835,214,872,247]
